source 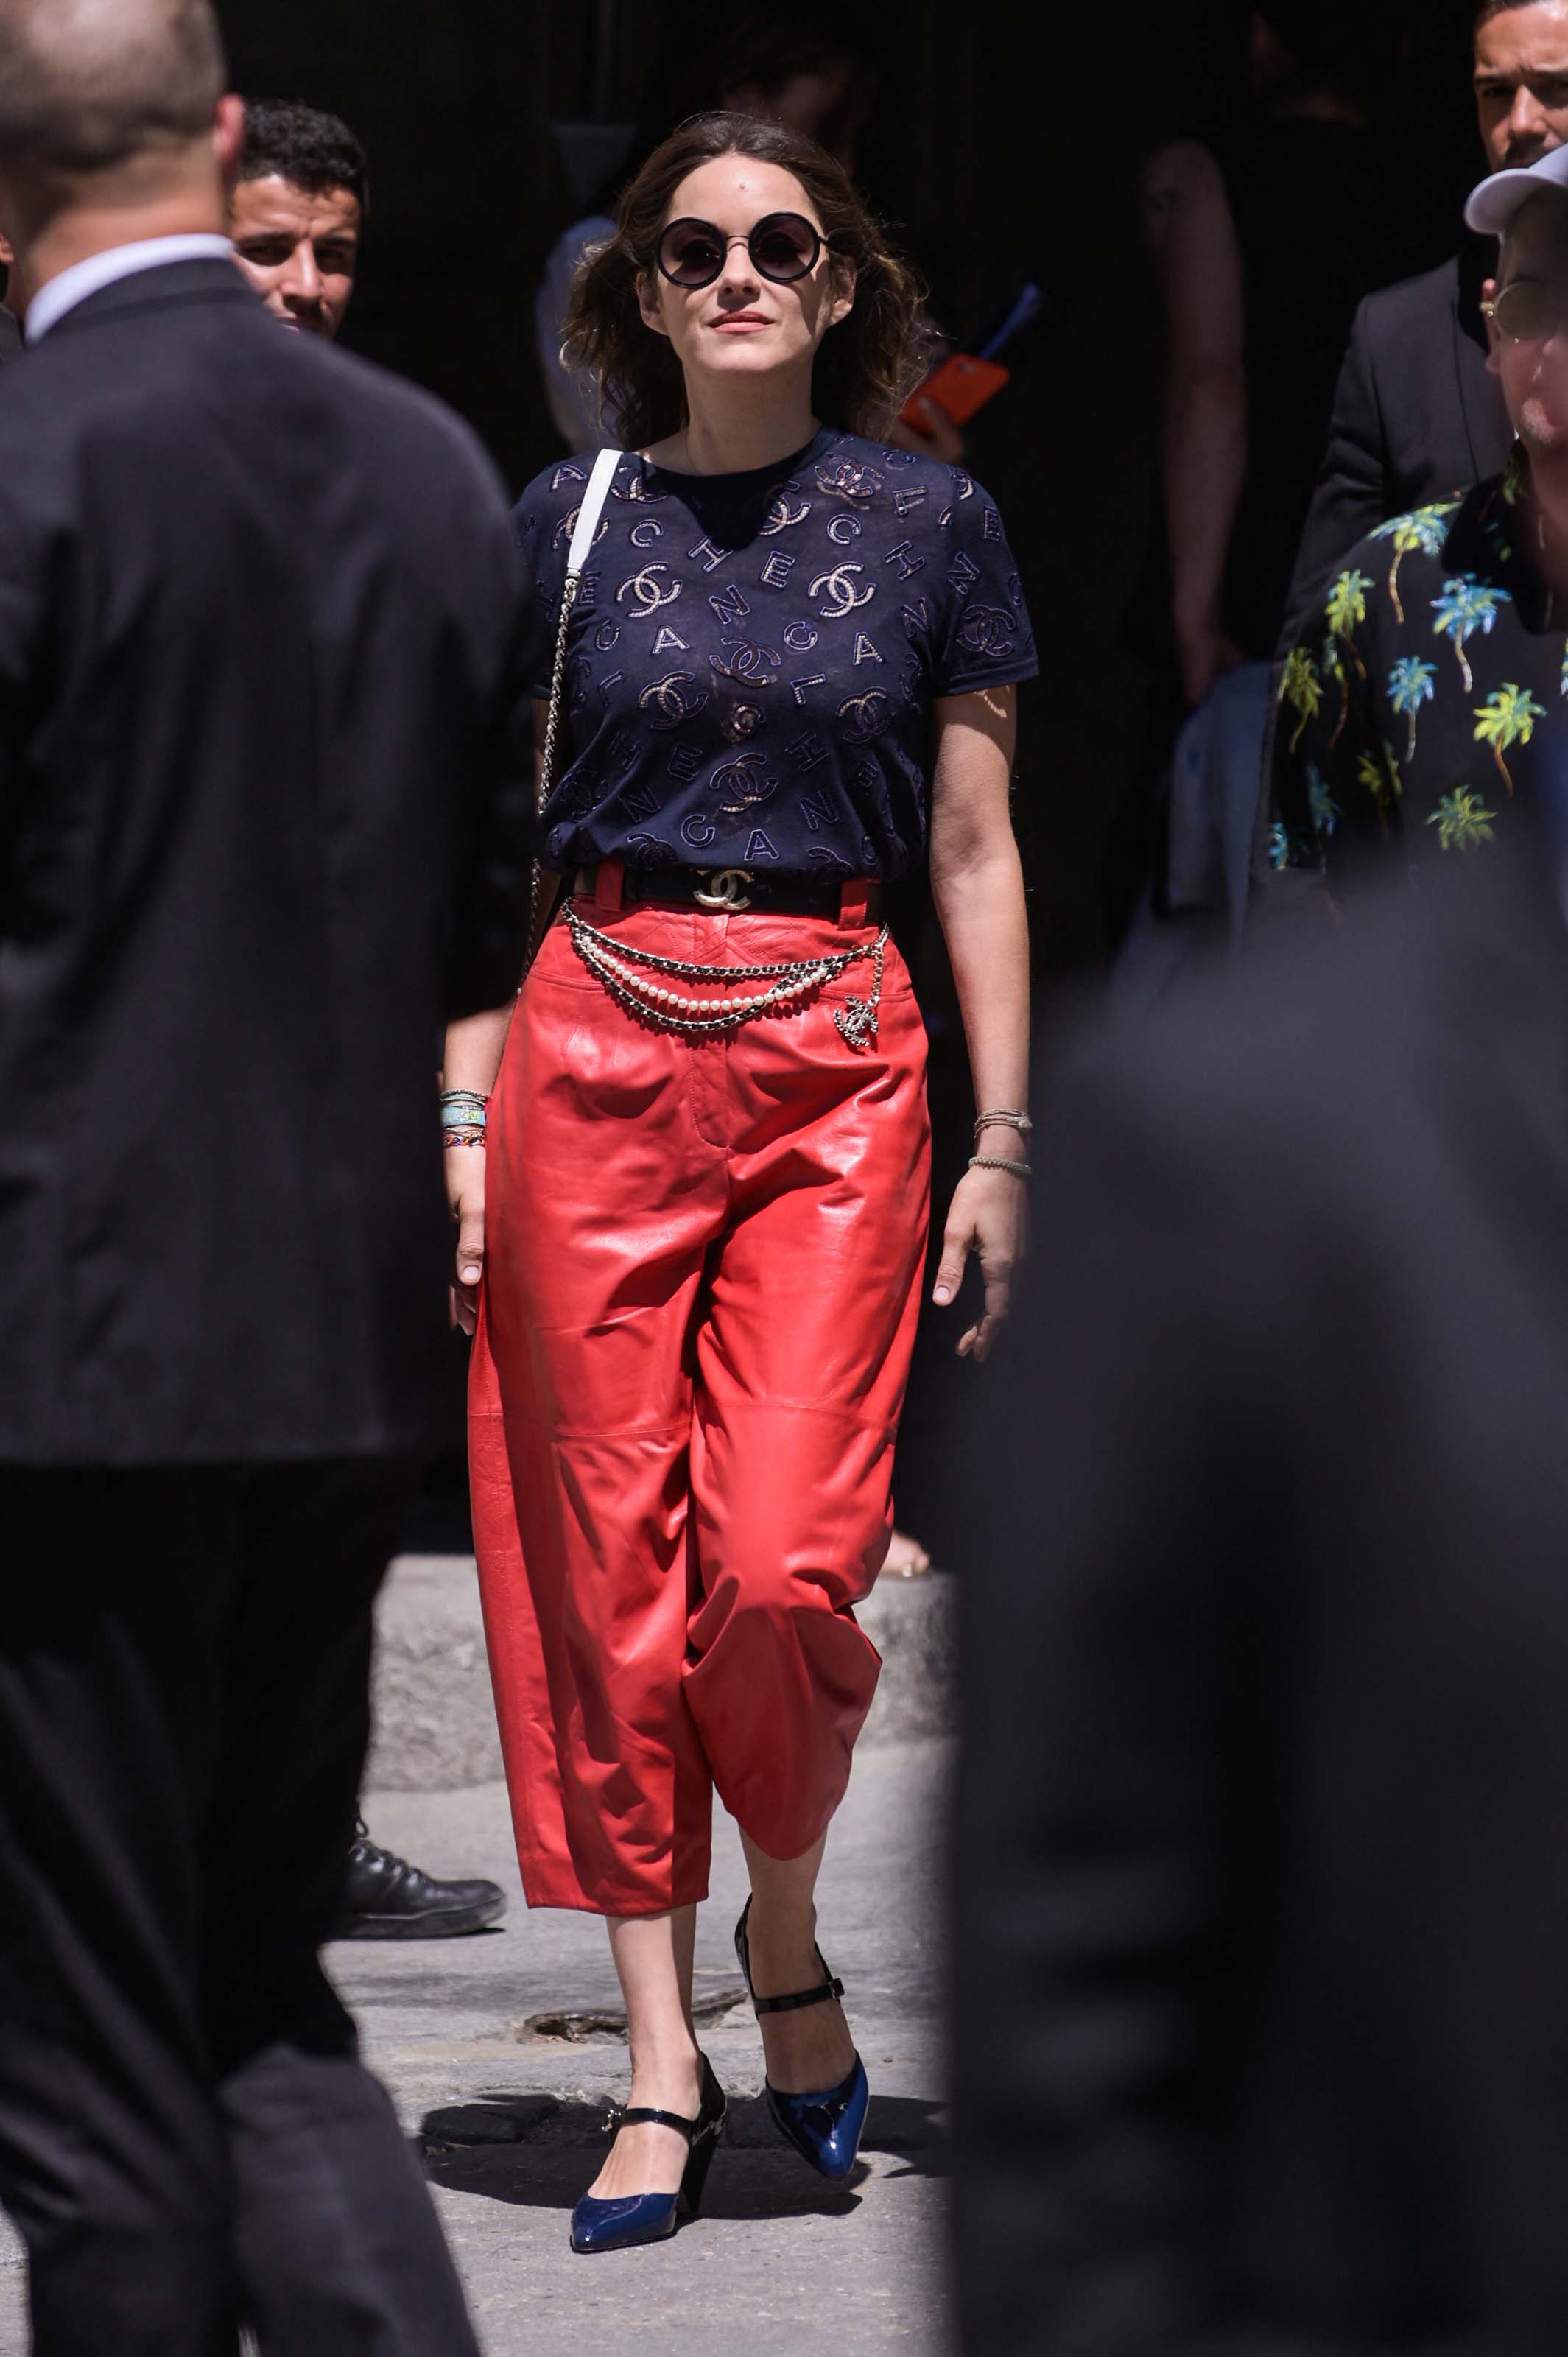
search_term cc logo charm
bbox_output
[693,868,755,910]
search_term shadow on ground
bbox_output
[421,2093,948,2219]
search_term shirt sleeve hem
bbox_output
[932,658,1040,699]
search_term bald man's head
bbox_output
[0,0,226,178]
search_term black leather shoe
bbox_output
[334,1819,507,1939]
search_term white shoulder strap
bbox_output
[566,446,621,577]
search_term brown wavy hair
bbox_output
[561,112,934,451]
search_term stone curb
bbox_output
[367,1556,956,1793]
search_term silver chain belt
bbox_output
[565,907,889,1047]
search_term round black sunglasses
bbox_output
[654,211,828,290]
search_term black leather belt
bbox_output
[574,864,880,918]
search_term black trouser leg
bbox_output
[0,1469,243,2353]
[203,1464,479,2356]
[0,1464,479,2357]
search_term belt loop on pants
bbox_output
[595,857,625,916]
[837,879,871,930]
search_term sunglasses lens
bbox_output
[750,214,818,281]
[660,223,724,284]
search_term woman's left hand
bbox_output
[932,1162,1028,1362]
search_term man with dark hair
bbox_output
[0,0,530,2342]
[1284,0,1568,628]
[231,96,366,338]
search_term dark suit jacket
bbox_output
[956,836,1568,2354]
[0,305,21,364]
[0,260,530,1464]
[1282,244,1513,642]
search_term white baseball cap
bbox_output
[1466,143,1568,237]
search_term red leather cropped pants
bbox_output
[468,879,930,1915]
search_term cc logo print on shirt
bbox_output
[709,751,778,813]
[760,491,812,535]
[709,636,781,685]
[809,564,876,619]
[957,604,1019,658]
[616,565,683,615]
[814,455,884,503]
[552,507,611,552]
[837,689,891,744]
[639,672,709,731]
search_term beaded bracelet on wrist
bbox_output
[969,1152,1032,1179]
[974,1107,1033,1143]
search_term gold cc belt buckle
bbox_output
[693,867,754,911]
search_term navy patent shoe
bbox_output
[764,2054,869,2182]
[569,2053,725,2255]
[734,1897,869,2181]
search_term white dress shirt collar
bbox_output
[25,233,234,347]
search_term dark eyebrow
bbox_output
[1476,60,1568,84]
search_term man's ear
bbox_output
[1483,273,1502,376]
[636,269,671,341]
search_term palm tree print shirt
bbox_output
[1270,454,1561,873]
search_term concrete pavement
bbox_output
[367,1556,957,1789]
[0,1740,952,2356]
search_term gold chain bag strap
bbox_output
[523,445,622,975]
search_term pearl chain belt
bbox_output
[565,907,890,1048]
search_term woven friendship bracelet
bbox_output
[440,1089,488,1150]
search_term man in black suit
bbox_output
[954,830,1568,2351]
[1284,0,1568,629]
[0,0,528,2346]
[224,91,512,1947]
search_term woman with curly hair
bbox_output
[445,110,1036,2254]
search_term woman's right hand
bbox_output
[446,1145,487,1335]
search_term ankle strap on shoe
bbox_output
[750,1969,845,2017]
[605,2103,698,2140]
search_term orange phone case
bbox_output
[900,351,1011,430]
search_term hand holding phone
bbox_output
[897,281,1050,433]
[899,351,1011,432]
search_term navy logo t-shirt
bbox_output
[513,423,1038,879]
